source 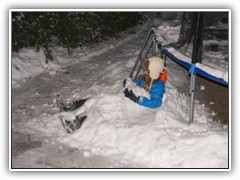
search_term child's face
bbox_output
[144,69,149,76]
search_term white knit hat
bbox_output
[148,56,164,80]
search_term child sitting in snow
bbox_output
[123,56,166,109]
[57,56,166,133]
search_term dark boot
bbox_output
[57,95,88,112]
[73,115,87,129]
[68,98,89,111]
[65,120,75,132]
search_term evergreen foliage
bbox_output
[12,12,144,63]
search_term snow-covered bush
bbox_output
[11,12,144,63]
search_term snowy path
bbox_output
[11,24,228,169]
[11,26,148,168]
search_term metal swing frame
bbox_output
[129,27,157,81]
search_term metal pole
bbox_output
[130,27,156,79]
[189,73,196,124]
[133,36,155,81]
[188,12,204,124]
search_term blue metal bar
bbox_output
[157,41,228,86]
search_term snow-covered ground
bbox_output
[11,18,229,169]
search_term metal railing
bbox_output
[130,27,157,81]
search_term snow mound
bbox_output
[26,81,228,168]
[12,48,60,87]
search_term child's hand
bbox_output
[123,88,139,103]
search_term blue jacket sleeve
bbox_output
[136,78,145,88]
[138,81,165,109]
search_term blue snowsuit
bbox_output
[136,79,165,109]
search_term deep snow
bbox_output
[11,18,229,169]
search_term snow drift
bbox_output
[24,72,228,168]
